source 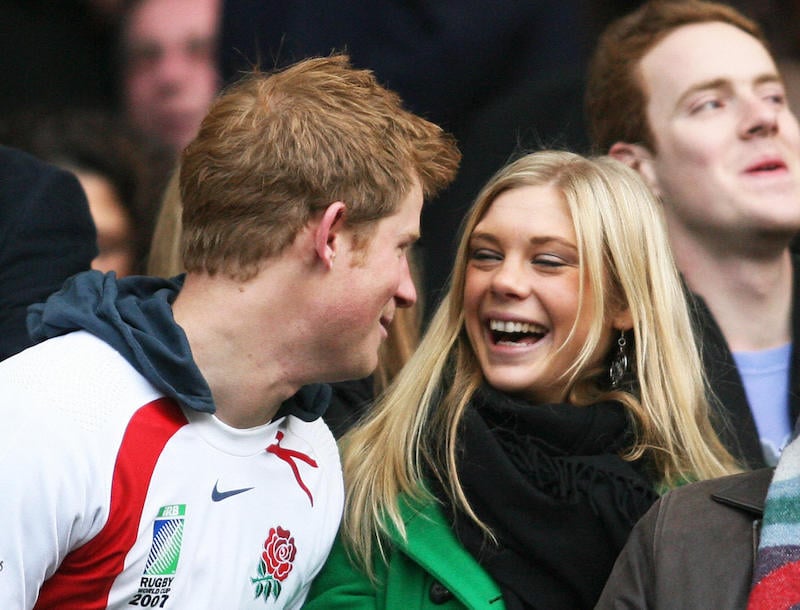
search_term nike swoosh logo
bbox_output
[211,480,254,502]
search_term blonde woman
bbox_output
[304,150,739,610]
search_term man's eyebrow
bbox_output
[753,73,785,88]
[674,77,730,109]
[675,73,784,109]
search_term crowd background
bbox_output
[2,0,793,314]
[2,0,798,454]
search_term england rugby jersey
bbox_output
[0,331,344,609]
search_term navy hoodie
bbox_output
[27,270,330,421]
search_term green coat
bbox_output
[303,497,505,609]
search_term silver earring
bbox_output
[609,331,629,388]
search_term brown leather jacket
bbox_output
[595,468,773,610]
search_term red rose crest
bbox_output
[263,526,296,581]
[251,526,297,602]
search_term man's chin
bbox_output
[326,358,379,385]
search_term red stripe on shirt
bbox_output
[34,398,187,610]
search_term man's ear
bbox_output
[314,202,346,270]
[609,141,661,199]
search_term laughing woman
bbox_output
[303,151,739,610]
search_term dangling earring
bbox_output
[609,330,629,389]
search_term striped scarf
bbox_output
[748,437,800,608]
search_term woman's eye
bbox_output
[470,248,501,262]
[533,255,566,268]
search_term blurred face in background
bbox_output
[122,0,221,152]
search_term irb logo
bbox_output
[144,504,186,576]
[159,504,184,519]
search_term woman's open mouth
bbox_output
[488,319,547,346]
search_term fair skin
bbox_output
[611,22,800,351]
[463,184,629,403]
[172,181,422,428]
[76,172,135,277]
[122,0,220,152]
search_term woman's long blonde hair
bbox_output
[340,150,740,577]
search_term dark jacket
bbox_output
[0,145,96,360]
[595,468,773,610]
[688,262,800,468]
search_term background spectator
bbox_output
[119,0,222,154]
[0,109,171,275]
[586,0,800,469]
[0,145,96,360]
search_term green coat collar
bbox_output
[390,497,505,608]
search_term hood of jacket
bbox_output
[26,270,330,420]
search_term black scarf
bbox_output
[435,384,658,610]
